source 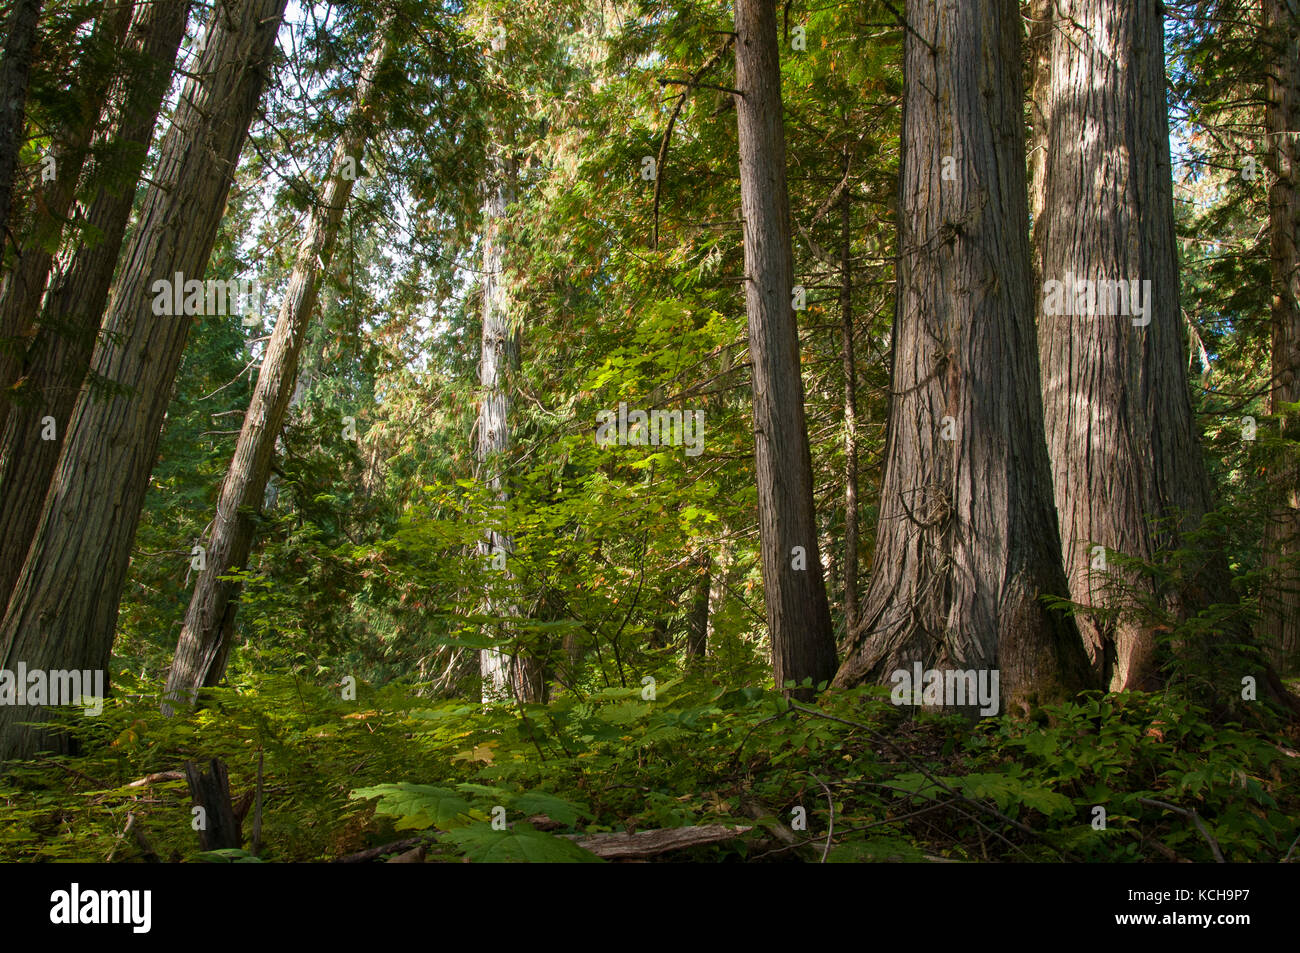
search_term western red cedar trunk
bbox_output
[1034,0,1220,690]
[476,150,543,704]
[0,0,134,430]
[0,0,188,608]
[163,25,394,711]
[0,0,43,255]
[733,0,838,693]
[840,143,859,637]
[1261,0,1300,673]
[0,0,287,761]
[832,0,1092,714]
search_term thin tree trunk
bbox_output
[733,0,838,694]
[839,142,859,638]
[0,0,134,431]
[685,549,711,660]
[1026,0,1053,235]
[1035,0,1220,690]
[0,0,43,255]
[832,0,1093,714]
[0,0,287,761]
[704,540,730,651]
[1261,0,1300,673]
[164,24,394,711]
[0,0,187,609]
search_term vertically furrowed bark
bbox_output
[839,142,859,638]
[478,156,514,702]
[833,0,1092,714]
[1035,0,1219,690]
[0,0,134,430]
[0,0,288,762]
[0,0,188,608]
[164,25,394,711]
[0,0,43,254]
[476,151,542,704]
[1261,0,1300,673]
[734,0,838,693]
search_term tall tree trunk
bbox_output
[0,0,43,255]
[1261,0,1300,673]
[0,0,134,430]
[475,150,543,704]
[1034,0,1219,690]
[733,0,838,694]
[0,0,287,762]
[477,154,515,702]
[839,142,859,638]
[164,25,394,711]
[0,0,187,608]
[833,0,1093,714]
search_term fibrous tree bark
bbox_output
[0,0,134,431]
[164,24,395,711]
[833,0,1093,714]
[1260,0,1300,673]
[0,0,288,761]
[733,0,838,693]
[0,0,188,609]
[476,149,543,704]
[1034,0,1220,690]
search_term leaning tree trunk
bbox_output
[164,24,394,711]
[0,0,187,609]
[0,0,43,257]
[832,0,1093,715]
[0,0,134,431]
[1034,0,1220,691]
[733,0,838,694]
[1260,0,1300,673]
[0,0,287,762]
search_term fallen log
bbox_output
[562,824,752,859]
[333,836,428,863]
[125,770,185,788]
[386,845,426,863]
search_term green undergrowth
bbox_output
[1,669,1297,862]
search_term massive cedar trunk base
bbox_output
[1261,0,1300,673]
[733,0,838,693]
[832,0,1093,715]
[0,0,288,762]
[0,0,189,609]
[1034,0,1221,691]
[164,26,394,711]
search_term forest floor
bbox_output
[3,664,1298,863]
